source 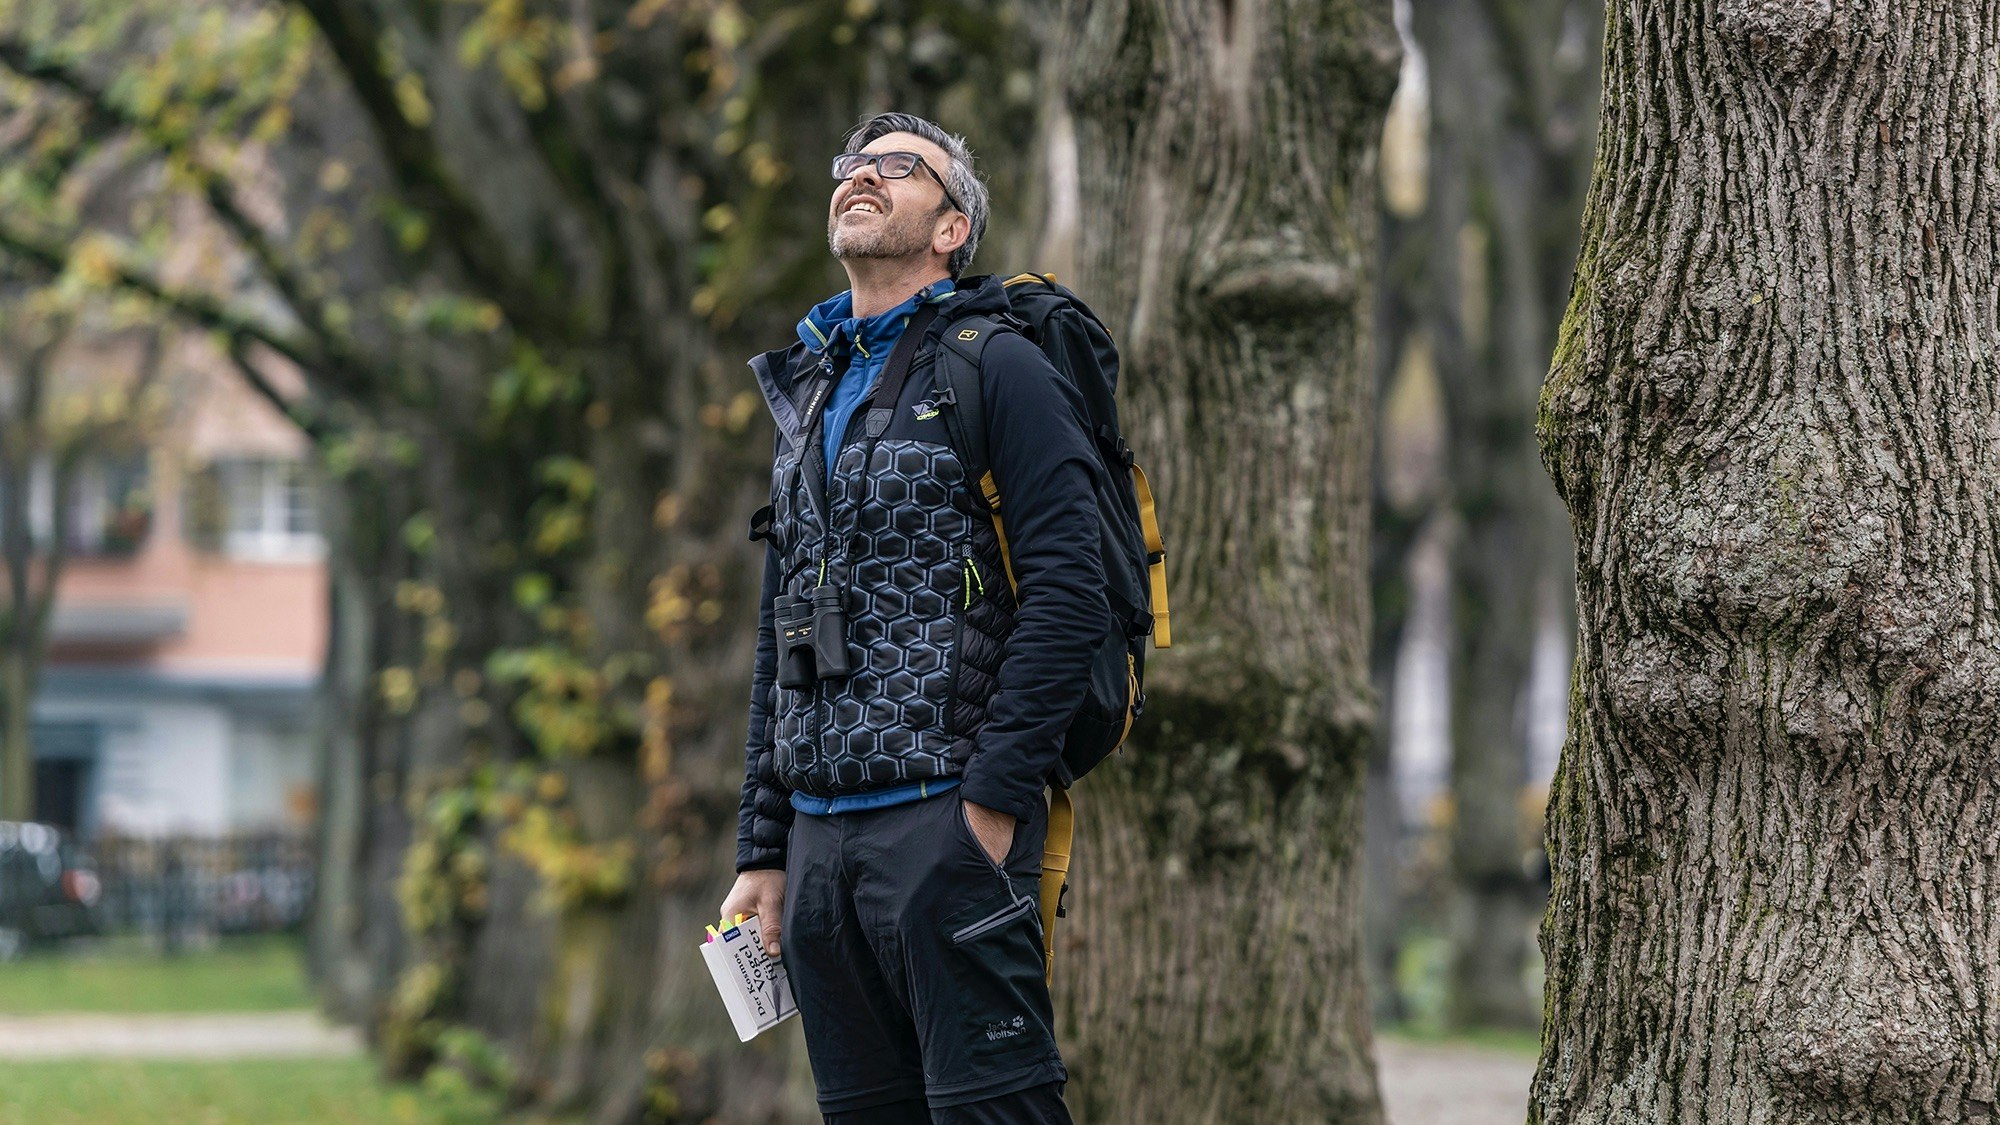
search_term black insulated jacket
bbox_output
[736,274,1110,871]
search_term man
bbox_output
[718,111,1109,1123]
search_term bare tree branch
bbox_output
[291,0,581,345]
[227,335,331,442]
[0,37,375,399]
[0,220,332,381]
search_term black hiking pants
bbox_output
[782,788,1073,1122]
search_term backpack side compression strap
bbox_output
[979,472,1020,595]
[1040,787,1073,986]
[1131,464,1172,648]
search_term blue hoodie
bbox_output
[796,277,956,487]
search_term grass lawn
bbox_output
[0,936,311,1014]
[0,1058,486,1124]
[0,939,526,1122]
[1383,929,1544,1057]
[1380,1022,1542,1057]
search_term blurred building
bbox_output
[31,340,324,840]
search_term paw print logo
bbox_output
[1011,1015,1025,1028]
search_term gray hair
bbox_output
[842,112,989,279]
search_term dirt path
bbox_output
[1377,1037,1533,1125]
[0,1013,1533,1121]
[0,1012,361,1060]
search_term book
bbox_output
[701,913,799,1042]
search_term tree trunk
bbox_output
[1409,0,1600,1032]
[0,650,29,822]
[307,461,418,1024]
[1365,20,1429,1021]
[1535,0,2000,1118]
[1052,1,1400,1119]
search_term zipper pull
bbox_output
[961,549,984,608]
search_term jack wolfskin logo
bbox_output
[912,398,940,420]
[957,328,979,341]
[983,1016,1027,1041]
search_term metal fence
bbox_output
[86,833,314,943]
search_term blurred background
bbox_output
[0,0,1599,1121]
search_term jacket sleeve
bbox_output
[736,535,795,872]
[957,331,1112,824]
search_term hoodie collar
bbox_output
[797,277,957,359]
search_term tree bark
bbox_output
[1535,0,2000,1118]
[307,459,418,1024]
[1052,1,1400,1118]
[1408,0,1600,1032]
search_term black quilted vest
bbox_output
[748,285,1019,798]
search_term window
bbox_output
[68,454,153,557]
[0,452,153,558]
[205,458,322,560]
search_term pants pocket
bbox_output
[949,894,1037,945]
[955,794,1047,879]
[956,798,1012,880]
[939,886,1052,1063]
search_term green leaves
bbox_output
[485,341,578,421]
[511,571,551,611]
[401,511,436,554]
[486,645,609,758]
[454,0,559,112]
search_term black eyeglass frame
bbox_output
[830,150,966,217]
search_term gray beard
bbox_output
[828,208,934,261]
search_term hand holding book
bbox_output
[702,913,799,1042]
[719,868,785,957]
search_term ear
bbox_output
[933,210,970,258]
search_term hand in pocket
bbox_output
[960,798,1016,867]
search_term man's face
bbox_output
[828,131,958,264]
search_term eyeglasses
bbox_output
[830,150,965,216]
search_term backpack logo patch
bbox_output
[957,329,980,341]
[912,399,941,421]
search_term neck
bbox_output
[841,258,951,319]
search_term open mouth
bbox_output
[843,198,885,216]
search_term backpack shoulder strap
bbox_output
[935,314,1002,515]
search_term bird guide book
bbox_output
[702,913,799,1042]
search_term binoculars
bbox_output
[775,586,853,687]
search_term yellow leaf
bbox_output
[70,238,120,289]
[394,72,433,127]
